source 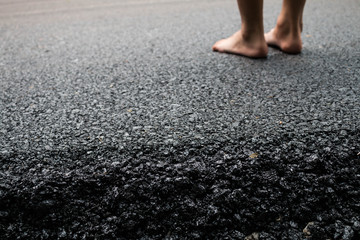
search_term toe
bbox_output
[212,44,218,51]
[212,40,223,52]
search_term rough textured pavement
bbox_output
[0,0,359,239]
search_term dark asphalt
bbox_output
[1,0,359,239]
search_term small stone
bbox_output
[342,226,354,240]
[303,222,314,236]
[353,220,360,231]
[290,221,298,228]
[245,232,259,240]
[249,153,258,159]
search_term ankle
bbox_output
[241,28,265,44]
[275,16,301,37]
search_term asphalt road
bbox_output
[1,0,359,239]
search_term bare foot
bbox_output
[265,27,302,54]
[212,30,268,58]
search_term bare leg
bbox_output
[299,6,304,32]
[212,0,268,58]
[265,0,306,54]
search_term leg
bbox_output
[265,0,306,54]
[299,6,304,32]
[212,0,268,58]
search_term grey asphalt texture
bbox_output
[1,0,360,239]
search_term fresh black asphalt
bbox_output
[0,0,359,239]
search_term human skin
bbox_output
[265,0,306,54]
[212,0,306,58]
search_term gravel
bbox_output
[0,0,359,239]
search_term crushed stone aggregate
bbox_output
[0,0,359,239]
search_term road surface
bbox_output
[0,0,359,239]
